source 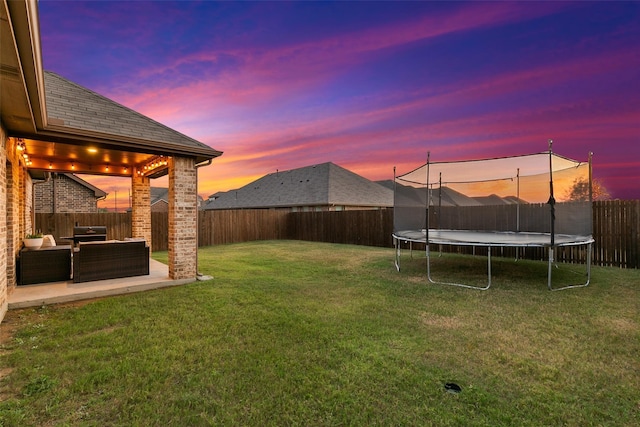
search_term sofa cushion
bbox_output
[41,234,56,247]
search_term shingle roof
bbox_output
[43,71,220,157]
[204,162,393,210]
[150,187,169,205]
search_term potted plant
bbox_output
[23,232,44,250]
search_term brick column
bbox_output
[0,132,29,322]
[131,170,152,251]
[0,128,8,322]
[168,156,197,280]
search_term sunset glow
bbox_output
[38,1,640,209]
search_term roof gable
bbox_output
[63,173,107,198]
[150,187,169,204]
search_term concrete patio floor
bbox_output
[8,259,194,309]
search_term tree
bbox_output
[565,178,611,201]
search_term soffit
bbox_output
[0,0,37,133]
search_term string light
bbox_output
[139,156,170,176]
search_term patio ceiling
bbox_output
[17,136,171,178]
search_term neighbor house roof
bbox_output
[149,187,203,208]
[379,181,519,207]
[151,187,169,207]
[204,162,393,210]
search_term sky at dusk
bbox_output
[38,1,640,206]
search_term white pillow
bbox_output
[41,234,57,247]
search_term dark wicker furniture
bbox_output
[19,245,72,285]
[73,240,150,283]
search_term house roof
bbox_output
[380,181,520,207]
[151,187,169,206]
[438,187,482,207]
[204,162,393,210]
[43,72,220,160]
[149,187,203,207]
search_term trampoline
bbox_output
[393,141,594,290]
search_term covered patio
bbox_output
[1,0,222,322]
[8,258,195,309]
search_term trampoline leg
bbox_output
[487,246,492,288]
[394,237,401,272]
[548,243,592,291]
[426,245,491,290]
[547,247,554,290]
[426,244,431,278]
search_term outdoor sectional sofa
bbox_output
[19,245,73,285]
[73,240,150,283]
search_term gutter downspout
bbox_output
[195,159,213,280]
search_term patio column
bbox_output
[131,170,152,251]
[168,156,197,280]
[1,129,7,321]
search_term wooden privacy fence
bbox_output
[36,212,132,243]
[36,200,639,269]
[592,200,640,268]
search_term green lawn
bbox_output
[1,241,639,426]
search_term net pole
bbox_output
[547,139,556,247]
[426,152,430,231]
[438,172,442,230]
[516,167,520,261]
[588,151,594,235]
[426,152,430,261]
[516,168,520,232]
[547,139,556,288]
[393,166,399,271]
[588,151,593,203]
[393,166,397,231]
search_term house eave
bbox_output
[11,126,223,163]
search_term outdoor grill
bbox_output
[72,226,107,244]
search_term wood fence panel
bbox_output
[287,209,393,247]
[592,200,640,268]
[36,201,639,268]
[36,212,131,243]
[200,210,290,246]
[151,212,169,252]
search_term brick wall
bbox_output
[1,130,32,322]
[34,173,100,213]
[0,126,7,322]
[168,156,197,280]
[131,171,152,249]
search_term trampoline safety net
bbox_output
[394,150,592,239]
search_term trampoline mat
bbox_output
[393,229,594,248]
